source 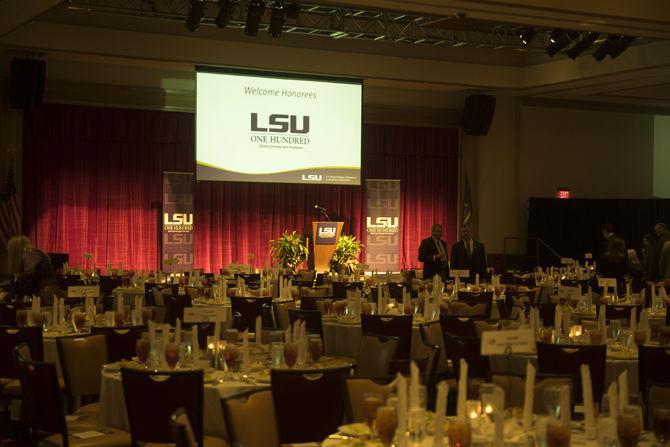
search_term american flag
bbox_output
[0,155,20,248]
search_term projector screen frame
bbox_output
[195,64,363,186]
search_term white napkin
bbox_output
[434,381,448,447]
[242,330,251,372]
[494,386,505,447]
[284,326,292,343]
[630,308,637,333]
[618,370,629,411]
[175,318,182,345]
[255,315,263,345]
[214,321,221,341]
[116,292,123,313]
[59,298,65,325]
[161,323,170,350]
[32,296,41,313]
[52,299,59,326]
[554,305,562,331]
[522,362,536,431]
[192,325,200,352]
[580,364,596,438]
[396,373,408,446]
[560,384,571,424]
[475,273,480,288]
[457,359,468,419]
[625,282,632,298]
[562,308,571,337]
[607,382,619,419]
[148,320,156,343]
[300,321,307,341]
[639,309,650,339]
[519,310,526,326]
[409,361,420,408]
[599,305,607,340]
[292,321,300,342]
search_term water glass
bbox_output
[617,405,643,447]
[597,416,617,447]
[41,310,53,332]
[363,392,383,429]
[375,406,398,447]
[546,420,571,447]
[610,319,622,343]
[270,342,284,368]
[448,418,472,447]
[408,406,426,443]
[653,408,670,446]
[544,385,562,419]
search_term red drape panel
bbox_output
[22,104,458,272]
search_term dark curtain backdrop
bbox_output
[528,198,670,264]
[22,103,458,272]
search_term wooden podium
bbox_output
[312,221,344,272]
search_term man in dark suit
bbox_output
[418,224,449,282]
[450,225,487,283]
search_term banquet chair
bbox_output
[221,388,278,447]
[536,342,606,404]
[121,368,226,447]
[602,304,642,322]
[345,377,394,423]
[442,333,490,380]
[332,282,363,299]
[298,295,321,311]
[272,300,295,330]
[450,301,491,318]
[638,345,670,395]
[288,309,323,340]
[165,294,193,326]
[533,303,557,327]
[13,345,130,447]
[418,321,450,378]
[0,303,17,325]
[230,296,273,332]
[439,315,478,338]
[419,342,441,410]
[490,372,574,412]
[171,407,198,447]
[99,275,122,296]
[561,279,589,294]
[57,334,108,414]
[0,326,43,399]
[360,314,412,360]
[514,276,536,289]
[646,382,670,430]
[457,291,494,302]
[355,333,398,378]
[91,325,146,362]
[473,320,499,338]
[271,366,351,444]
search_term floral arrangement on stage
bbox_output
[269,230,308,272]
[330,234,363,274]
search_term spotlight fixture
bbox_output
[518,28,535,45]
[185,0,206,32]
[545,30,573,57]
[269,2,285,38]
[565,32,599,59]
[216,0,237,29]
[285,1,300,19]
[592,34,619,61]
[608,35,636,59]
[245,0,265,36]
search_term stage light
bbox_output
[185,0,206,32]
[216,0,237,29]
[593,34,619,61]
[608,35,635,59]
[245,0,265,36]
[269,2,285,38]
[545,30,573,57]
[286,1,300,19]
[565,32,599,59]
[518,28,535,45]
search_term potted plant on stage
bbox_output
[269,231,308,273]
[330,235,364,274]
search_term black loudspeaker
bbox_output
[460,94,496,136]
[9,58,46,110]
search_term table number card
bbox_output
[597,277,617,292]
[450,270,470,279]
[183,307,228,323]
[67,285,100,298]
[481,329,534,355]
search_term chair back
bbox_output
[422,342,441,410]
[0,303,18,325]
[646,382,670,430]
[536,342,606,403]
[57,334,108,402]
[603,305,641,322]
[360,314,412,359]
[99,275,122,296]
[332,282,363,299]
[514,276,536,288]
[457,291,494,302]
[387,283,407,300]
[183,322,215,350]
[534,303,557,327]
[121,368,204,446]
[0,326,43,378]
[91,326,146,362]
[221,388,279,447]
[288,309,323,339]
[490,373,574,412]
[271,366,350,443]
[439,315,477,338]
[450,301,491,317]
[639,345,670,394]
[345,378,394,422]
[165,294,192,326]
[273,301,295,330]
[356,333,398,378]
[231,296,273,331]
[418,321,449,374]
[13,346,68,445]
[171,408,198,447]
[443,333,490,379]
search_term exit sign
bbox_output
[556,188,571,199]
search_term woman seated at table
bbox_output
[5,235,62,306]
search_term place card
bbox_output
[67,285,100,298]
[560,258,574,265]
[183,307,228,323]
[450,269,470,279]
[71,429,113,439]
[597,278,617,291]
[558,286,581,301]
[585,253,593,259]
[481,328,534,355]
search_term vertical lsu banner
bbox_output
[162,172,194,272]
[365,179,400,272]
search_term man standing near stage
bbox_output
[418,224,450,282]
[450,224,488,282]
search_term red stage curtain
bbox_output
[22,104,458,272]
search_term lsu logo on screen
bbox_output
[251,113,310,134]
[163,213,194,232]
[366,217,399,234]
[301,174,323,181]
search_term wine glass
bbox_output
[375,406,397,447]
[31,310,44,328]
[164,342,180,369]
[363,392,384,430]
[141,308,154,325]
[72,310,86,333]
[224,344,241,373]
[546,420,571,447]
[283,342,298,368]
[448,418,472,447]
[323,299,332,316]
[544,385,562,419]
[114,310,126,327]
[610,319,622,343]
[41,310,52,332]
[308,336,323,363]
[16,309,28,327]
[653,408,670,446]
[136,338,150,366]
[617,405,643,447]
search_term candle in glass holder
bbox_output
[466,400,481,420]
[569,325,583,339]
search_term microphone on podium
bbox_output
[314,205,331,221]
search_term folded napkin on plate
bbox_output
[618,370,629,411]
[457,359,468,419]
[175,318,181,345]
[255,315,262,345]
